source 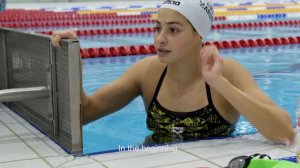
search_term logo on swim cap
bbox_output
[0,0,6,13]
[160,0,214,38]
[198,0,214,23]
[163,0,181,6]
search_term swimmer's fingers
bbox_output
[50,30,78,48]
[201,45,214,69]
[284,130,296,146]
[65,30,78,39]
[201,45,222,68]
[50,34,62,48]
[201,51,210,70]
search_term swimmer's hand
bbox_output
[50,30,77,48]
[201,45,223,87]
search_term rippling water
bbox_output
[82,44,300,154]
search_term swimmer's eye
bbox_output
[154,26,161,33]
[170,27,179,33]
[154,27,180,34]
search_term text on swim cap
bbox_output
[162,0,214,23]
[163,0,181,6]
[199,0,214,23]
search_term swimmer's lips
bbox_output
[157,48,171,56]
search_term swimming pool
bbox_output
[10,4,300,155]
[81,37,300,154]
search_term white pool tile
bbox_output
[67,163,106,168]
[185,140,275,159]
[6,123,36,139]
[0,103,12,111]
[281,144,297,153]
[0,124,18,141]
[0,139,38,162]
[174,138,240,150]
[208,154,242,167]
[92,151,148,162]
[240,133,267,142]
[5,110,28,124]
[41,136,68,154]
[0,111,18,124]
[254,148,296,159]
[102,150,199,168]
[22,122,45,138]
[44,156,68,167]
[0,159,51,168]
[60,156,97,168]
[92,147,170,162]
[0,106,4,112]
[24,137,59,157]
[156,160,220,168]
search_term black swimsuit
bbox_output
[147,67,235,143]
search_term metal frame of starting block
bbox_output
[0,28,82,154]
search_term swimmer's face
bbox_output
[154,8,202,64]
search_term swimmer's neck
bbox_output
[166,57,202,86]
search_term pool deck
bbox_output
[0,103,296,168]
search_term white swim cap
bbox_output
[160,0,214,38]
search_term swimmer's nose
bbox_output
[155,30,168,46]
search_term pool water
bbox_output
[82,44,300,154]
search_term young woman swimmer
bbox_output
[51,0,295,144]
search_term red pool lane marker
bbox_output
[0,9,151,22]
[35,20,300,36]
[39,27,156,36]
[0,9,226,23]
[211,20,300,30]
[0,17,226,28]
[1,18,155,29]
[3,12,299,30]
[80,36,300,58]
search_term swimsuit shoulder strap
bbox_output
[149,66,167,108]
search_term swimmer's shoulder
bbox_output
[131,56,166,99]
[132,55,166,77]
[222,57,248,83]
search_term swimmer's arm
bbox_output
[215,59,295,143]
[50,30,142,124]
[81,61,142,124]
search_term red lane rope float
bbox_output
[3,16,299,29]
[1,19,155,29]
[0,10,151,22]
[35,20,300,36]
[39,27,156,36]
[80,36,300,58]
[0,17,226,28]
[0,9,219,23]
[81,44,157,58]
[0,9,226,23]
[211,20,300,30]
[2,16,299,29]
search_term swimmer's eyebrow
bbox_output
[155,20,183,26]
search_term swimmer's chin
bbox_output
[157,55,171,64]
